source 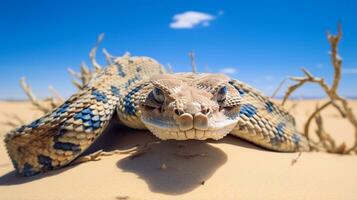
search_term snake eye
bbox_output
[216,86,227,103]
[153,87,165,103]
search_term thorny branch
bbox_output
[282,23,357,154]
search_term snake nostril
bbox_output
[174,108,184,116]
[201,107,211,115]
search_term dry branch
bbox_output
[282,68,329,106]
[68,61,94,90]
[189,51,197,73]
[1,113,26,128]
[16,33,109,122]
[73,147,138,164]
[48,85,64,107]
[20,77,55,113]
[290,151,302,166]
[67,34,108,90]
[167,63,174,73]
[271,78,287,98]
[89,33,104,72]
[73,141,161,165]
[282,24,357,154]
[102,48,115,65]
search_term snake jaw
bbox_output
[141,105,240,140]
[142,120,238,141]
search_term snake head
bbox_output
[140,73,241,140]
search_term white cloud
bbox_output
[343,68,357,74]
[170,11,215,29]
[219,67,238,75]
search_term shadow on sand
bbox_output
[117,139,227,195]
[0,118,265,195]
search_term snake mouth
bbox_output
[142,118,238,141]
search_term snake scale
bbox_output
[4,56,310,176]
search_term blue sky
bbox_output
[0,0,356,100]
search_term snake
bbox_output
[4,56,310,176]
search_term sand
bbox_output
[0,100,356,200]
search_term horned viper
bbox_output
[4,56,309,176]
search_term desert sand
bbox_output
[0,100,356,200]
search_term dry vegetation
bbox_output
[281,24,357,154]
[4,25,356,155]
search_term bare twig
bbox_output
[48,85,64,103]
[128,141,161,160]
[67,68,82,79]
[68,67,85,90]
[314,107,336,152]
[102,48,115,65]
[20,77,52,113]
[1,113,26,128]
[166,63,174,73]
[282,68,329,106]
[189,51,197,73]
[68,61,95,90]
[328,23,342,95]
[80,62,92,85]
[290,152,302,166]
[304,101,333,141]
[73,146,139,165]
[271,78,287,98]
[89,33,104,72]
[73,141,161,165]
[122,51,131,58]
[332,101,347,118]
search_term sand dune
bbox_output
[0,100,356,200]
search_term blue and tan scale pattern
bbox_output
[117,81,153,129]
[5,54,309,176]
[5,79,120,175]
[229,79,309,152]
[4,56,165,176]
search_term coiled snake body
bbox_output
[4,56,309,176]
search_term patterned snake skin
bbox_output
[4,56,309,176]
